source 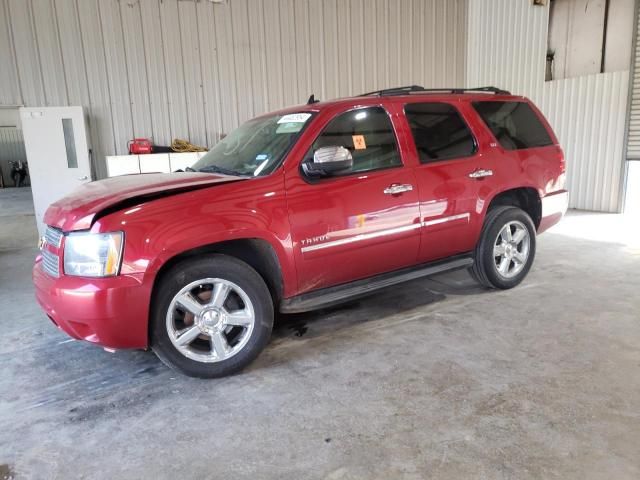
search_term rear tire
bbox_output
[470,206,536,289]
[150,254,274,378]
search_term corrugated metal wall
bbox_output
[540,72,629,212]
[626,1,640,160]
[0,0,467,179]
[466,0,631,213]
[466,0,548,96]
[3,0,629,212]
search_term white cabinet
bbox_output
[106,152,202,177]
[169,152,199,172]
[106,155,140,177]
[140,154,170,173]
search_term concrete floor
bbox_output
[1,187,639,480]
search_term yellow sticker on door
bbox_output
[352,135,366,150]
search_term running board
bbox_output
[279,254,473,314]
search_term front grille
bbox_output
[42,249,60,278]
[44,226,63,248]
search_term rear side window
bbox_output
[310,106,401,174]
[472,101,553,150]
[404,103,476,163]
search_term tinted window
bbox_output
[309,107,401,174]
[473,101,553,150]
[404,103,476,163]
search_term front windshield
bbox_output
[192,112,313,177]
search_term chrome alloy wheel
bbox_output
[493,220,531,279]
[166,278,255,363]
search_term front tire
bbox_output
[470,206,536,289]
[150,254,274,378]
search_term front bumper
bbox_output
[538,189,569,233]
[33,257,150,349]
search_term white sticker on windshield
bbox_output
[277,113,312,124]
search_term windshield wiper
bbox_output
[173,166,197,173]
[198,165,249,177]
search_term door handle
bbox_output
[78,175,89,181]
[384,183,413,195]
[468,169,493,179]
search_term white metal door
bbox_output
[20,106,92,236]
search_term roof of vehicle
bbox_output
[265,85,528,117]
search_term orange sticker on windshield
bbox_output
[352,135,366,150]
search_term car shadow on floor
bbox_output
[104,268,486,381]
[271,268,487,341]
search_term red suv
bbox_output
[33,86,567,378]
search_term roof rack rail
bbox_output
[464,86,511,95]
[359,85,511,97]
[359,85,426,96]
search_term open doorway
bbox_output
[0,107,37,251]
[0,107,29,190]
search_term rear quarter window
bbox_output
[472,101,553,150]
[404,102,476,163]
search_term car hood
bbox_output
[44,172,245,231]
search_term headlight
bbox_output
[63,232,123,277]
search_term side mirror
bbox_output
[305,146,353,176]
